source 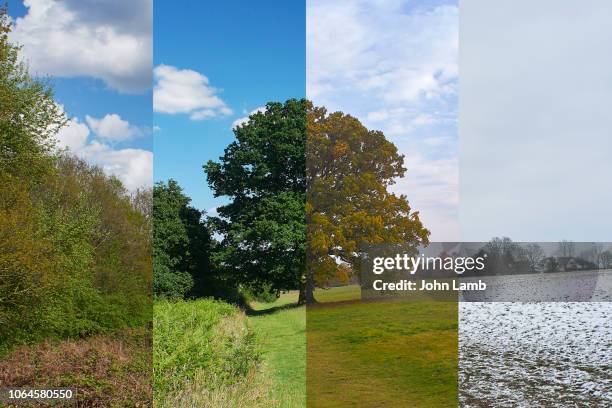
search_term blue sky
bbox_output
[8,0,153,191]
[154,1,305,213]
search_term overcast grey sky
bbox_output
[460,0,612,241]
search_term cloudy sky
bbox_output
[153,0,304,213]
[308,0,459,241]
[8,0,152,191]
[460,0,612,241]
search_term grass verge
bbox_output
[153,299,269,407]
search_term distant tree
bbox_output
[600,250,612,269]
[525,243,545,272]
[482,237,520,274]
[153,179,211,298]
[542,257,559,273]
[205,100,307,299]
[306,105,429,303]
[558,240,575,258]
[593,243,605,269]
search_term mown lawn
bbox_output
[248,291,306,408]
[249,286,457,407]
[307,297,458,407]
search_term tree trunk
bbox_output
[298,274,316,304]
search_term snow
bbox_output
[460,302,612,406]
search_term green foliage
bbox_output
[204,99,307,295]
[153,179,215,298]
[0,12,151,354]
[242,282,280,304]
[0,156,152,354]
[153,299,259,405]
[204,99,429,304]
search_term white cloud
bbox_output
[79,141,153,192]
[56,117,90,151]
[86,114,142,142]
[54,109,152,191]
[393,154,459,241]
[10,0,152,93]
[307,1,458,107]
[307,0,459,240]
[366,109,441,136]
[153,64,232,120]
[231,106,267,129]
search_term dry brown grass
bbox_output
[0,327,151,407]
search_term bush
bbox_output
[241,283,280,303]
[1,11,151,354]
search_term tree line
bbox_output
[0,9,151,354]
[462,238,612,277]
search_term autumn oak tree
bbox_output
[306,105,429,302]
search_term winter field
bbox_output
[460,270,612,407]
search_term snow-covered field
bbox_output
[460,302,612,407]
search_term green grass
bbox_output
[248,286,457,407]
[307,294,458,407]
[154,299,266,407]
[153,286,457,407]
[314,284,361,303]
[247,292,306,407]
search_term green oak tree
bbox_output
[205,99,307,299]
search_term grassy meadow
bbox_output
[153,286,457,407]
